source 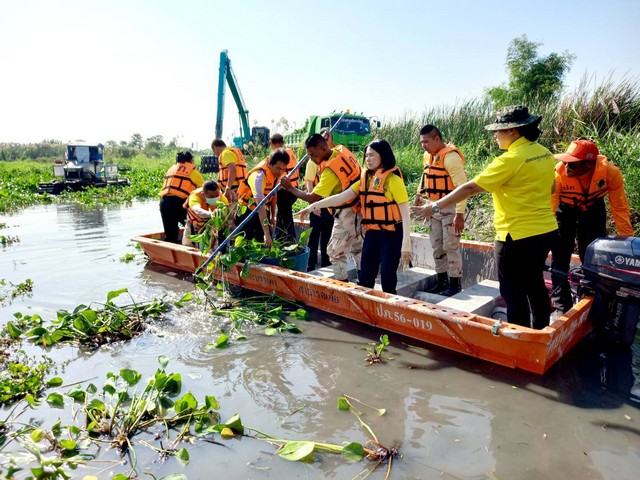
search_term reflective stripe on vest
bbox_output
[320,145,361,212]
[359,167,403,231]
[218,147,247,190]
[557,155,609,211]
[237,161,277,210]
[160,162,198,198]
[419,147,464,200]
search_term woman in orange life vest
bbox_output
[235,149,289,247]
[298,140,412,294]
[181,180,229,247]
[159,151,204,243]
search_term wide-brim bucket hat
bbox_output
[484,105,541,131]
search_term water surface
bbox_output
[1,201,639,479]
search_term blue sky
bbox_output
[0,0,638,150]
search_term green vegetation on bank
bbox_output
[1,77,638,237]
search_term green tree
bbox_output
[487,35,575,107]
[130,133,144,150]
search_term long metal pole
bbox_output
[195,111,346,275]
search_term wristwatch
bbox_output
[431,202,440,214]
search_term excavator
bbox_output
[201,50,270,174]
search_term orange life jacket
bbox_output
[556,155,610,211]
[319,145,361,212]
[183,187,224,228]
[359,167,403,231]
[218,147,247,190]
[160,162,199,198]
[419,146,464,200]
[237,160,278,211]
[284,148,299,187]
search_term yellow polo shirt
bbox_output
[473,136,557,241]
[311,150,343,198]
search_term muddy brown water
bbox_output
[1,201,639,480]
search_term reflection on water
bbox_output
[0,200,639,479]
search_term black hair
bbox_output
[176,151,194,163]
[269,133,284,144]
[269,148,290,166]
[366,139,396,171]
[419,124,442,138]
[304,133,326,149]
[517,119,542,142]
[203,180,219,192]
[211,139,226,148]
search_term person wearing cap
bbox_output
[550,139,634,313]
[412,105,558,329]
[269,133,298,243]
[303,127,335,270]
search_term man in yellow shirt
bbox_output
[211,139,247,203]
[416,125,467,296]
[182,180,229,248]
[282,134,362,282]
[302,128,335,270]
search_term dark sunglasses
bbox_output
[564,160,591,167]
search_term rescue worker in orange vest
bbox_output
[182,180,229,247]
[282,134,362,283]
[159,151,204,243]
[303,129,335,271]
[416,125,468,296]
[299,140,412,293]
[211,139,247,204]
[236,149,289,247]
[269,133,298,243]
[551,139,634,313]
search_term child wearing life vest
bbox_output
[298,140,412,294]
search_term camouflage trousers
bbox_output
[429,204,462,277]
[327,208,363,281]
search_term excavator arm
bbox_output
[215,50,251,143]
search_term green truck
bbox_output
[284,112,379,151]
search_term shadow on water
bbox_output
[312,311,640,411]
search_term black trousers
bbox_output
[275,189,297,244]
[359,225,403,294]
[495,230,557,329]
[236,208,265,242]
[308,208,334,270]
[159,195,187,244]
[551,201,607,312]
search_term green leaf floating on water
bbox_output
[341,442,365,462]
[176,447,190,464]
[46,392,64,407]
[337,396,350,411]
[278,440,316,462]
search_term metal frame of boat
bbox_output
[132,231,593,374]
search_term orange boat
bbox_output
[132,230,609,375]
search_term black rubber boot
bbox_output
[439,276,462,297]
[426,272,449,294]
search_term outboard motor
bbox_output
[580,236,640,346]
